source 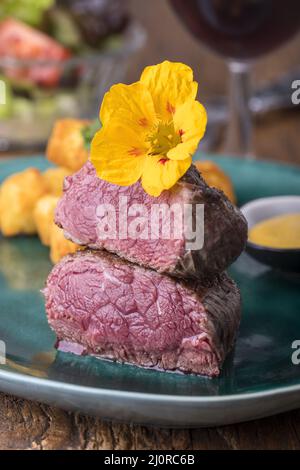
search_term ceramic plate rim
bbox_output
[1,367,300,403]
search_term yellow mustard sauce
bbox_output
[248,213,300,249]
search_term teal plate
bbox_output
[0,155,300,427]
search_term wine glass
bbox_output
[169,0,300,156]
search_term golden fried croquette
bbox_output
[34,192,80,261]
[43,166,72,197]
[49,223,79,264]
[34,195,59,246]
[46,119,90,172]
[195,160,236,204]
[0,167,48,236]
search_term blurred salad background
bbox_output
[0,0,145,151]
[1,0,300,161]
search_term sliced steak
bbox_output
[44,250,241,377]
[55,162,247,281]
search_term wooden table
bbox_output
[0,110,300,451]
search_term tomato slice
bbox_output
[0,18,71,87]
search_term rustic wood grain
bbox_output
[1,392,300,450]
[0,0,300,451]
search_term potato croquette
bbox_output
[0,168,48,236]
[195,160,236,204]
[49,223,79,264]
[46,119,90,172]
[34,195,59,246]
[43,166,72,197]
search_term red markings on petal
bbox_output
[179,129,185,137]
[158,158,168,165]
[128,147,142,157]
[166,101,176,114]
[138,117,148,127]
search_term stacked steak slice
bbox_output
[45,250,241,376]
[44,163,247,376]
[55,162,247,282]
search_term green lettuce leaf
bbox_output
[0,0,54,27]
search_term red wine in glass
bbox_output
[169,0,300,154]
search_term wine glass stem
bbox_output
[225,61,253,156]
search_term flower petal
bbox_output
[100,82,157,134]
[167,100,207,161]
[91,122,146,186]
[141,155,192,197]
[140,61,198,122]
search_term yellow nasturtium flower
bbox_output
[91,61,207,197]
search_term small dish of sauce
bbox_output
[241,196,300,273]
[249,213,300,250]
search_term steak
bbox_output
[44,250,241,377]
[55,162,247,281]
